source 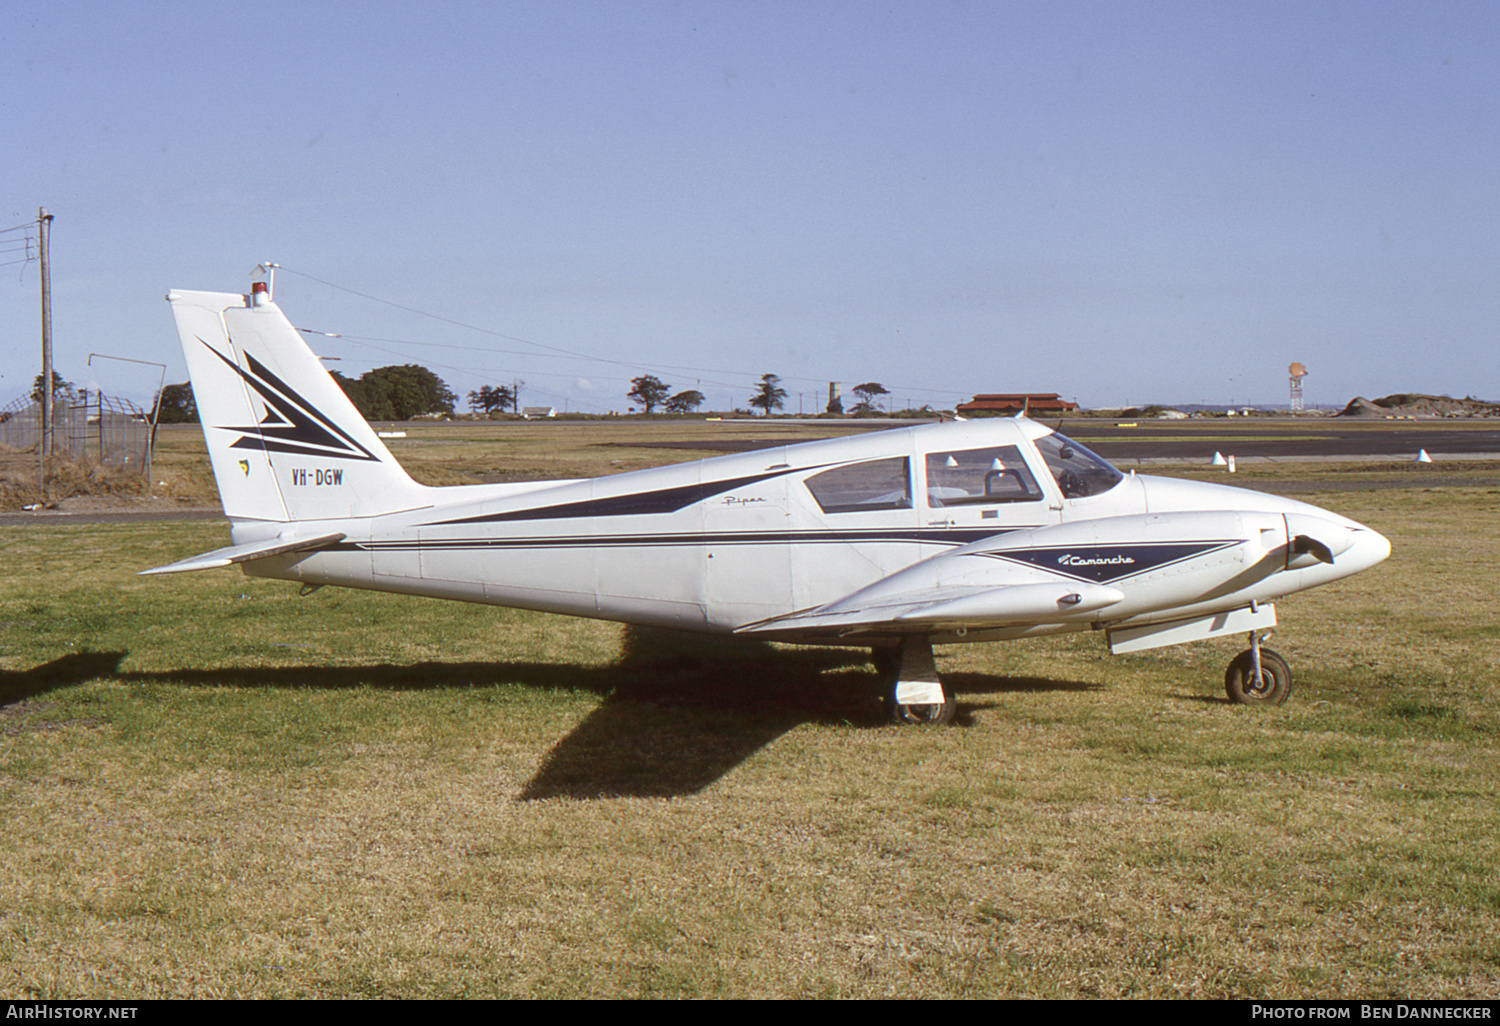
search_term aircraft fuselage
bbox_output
[227,418,1388,645]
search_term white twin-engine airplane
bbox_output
[146,282,1391,724]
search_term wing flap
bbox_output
[140,531,346,575]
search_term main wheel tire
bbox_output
[887,681,957,726]
[1224,648,1292,706]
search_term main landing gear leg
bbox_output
[1224,629,1292,706]
[881,635,956,726]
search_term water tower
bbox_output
[1288,362,1308,412]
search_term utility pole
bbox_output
[39,207,54,457]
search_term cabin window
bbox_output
[1034,433,1124,498]
[804,457,912,514]
[925,445,1043,506]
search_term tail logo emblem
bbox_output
[201,340,380,462]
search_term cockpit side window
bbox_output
[924,446,1043,507]
[1034,433,1124,499]
[804,457,912,514]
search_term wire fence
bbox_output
[0,391,153,471]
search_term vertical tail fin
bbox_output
[168,287,430,522]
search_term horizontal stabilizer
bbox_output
[140,532,346,576]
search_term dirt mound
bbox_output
[1338,394,1500,418]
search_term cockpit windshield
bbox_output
[1033,433,1124,499]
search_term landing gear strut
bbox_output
[1225,630,1291,705]
[876,635,956,725]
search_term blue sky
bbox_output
[2,1,1496,413]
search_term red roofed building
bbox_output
[956,393,1079,416]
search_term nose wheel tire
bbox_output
[1224,647,1292,705]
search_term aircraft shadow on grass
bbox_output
[0,650,128,708]
[11,628,1095,799]
[512,644,1104,800]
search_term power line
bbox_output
[279,265,971,404]
[0,225,36,269]
[298,328,747,393]
[297,327,620,413]
[282,267,622,368]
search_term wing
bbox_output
[736,580,1125,637]
[738,509,1327,642]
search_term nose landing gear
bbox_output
[1225,631,1291,705]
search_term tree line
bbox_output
[626,373,791,415]
[150,364,463,424]
[626,375,706,414]
[143,362,899,426]
[626,374,891,416]
[467,382,524,417]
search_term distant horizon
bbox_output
[8,377,1495,422]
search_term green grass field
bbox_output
[2,424,1498,998]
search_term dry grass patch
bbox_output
[0,472,1497,997]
